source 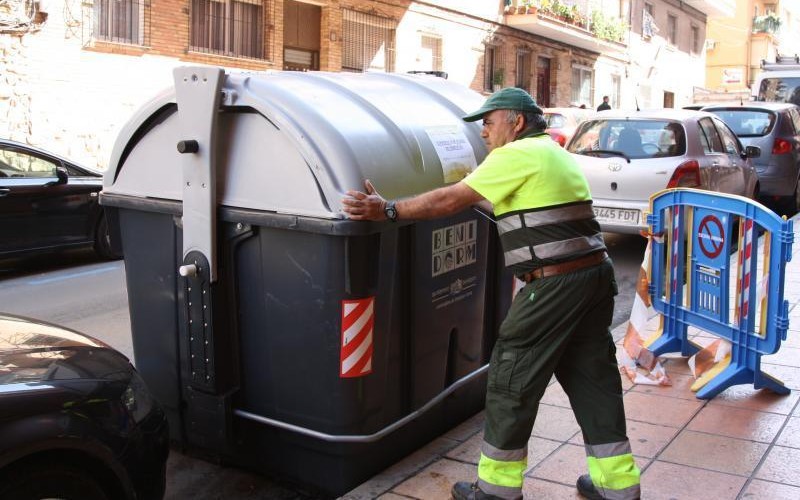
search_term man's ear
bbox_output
[513,113,525,133]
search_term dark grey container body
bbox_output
[102,69,511,496]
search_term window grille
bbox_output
[667,14,677,45]
[691,25,700,54]
[515,50,531,90]
[94,0,149,45]
[419,34,442,71]
[484,45,495,91]
[342,9,396,73]
[190,0,270,60]
[484,45,504,91]
[571,66,593,105]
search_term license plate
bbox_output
[593,206,640,225]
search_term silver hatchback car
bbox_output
[702,102,800,214]
[566,109,760,234]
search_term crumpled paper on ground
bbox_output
[618,235,671,386]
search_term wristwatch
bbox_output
[384,200,398,222]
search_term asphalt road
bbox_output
[0,236,649,499]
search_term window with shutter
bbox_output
[342,9,396,73]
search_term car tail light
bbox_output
[667,160,700,188]
[772,138,792,154]
[550,133,567,147]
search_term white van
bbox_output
[751,57,800,105]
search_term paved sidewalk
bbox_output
[342,230,800,499]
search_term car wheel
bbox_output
[778,179,800,217]
[94,211,122,260]
[792,179,800,215]
[0,462,109,500]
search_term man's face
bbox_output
[481,109,520,152]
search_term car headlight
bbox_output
[122,371,154,423]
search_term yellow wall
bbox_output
[706,1,785,92]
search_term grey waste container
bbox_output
[101,67,511,496]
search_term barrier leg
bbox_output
[694,365,751,399]
[646,317,698,357]
[695,366,789,399]
[754,371,790,395]
[647,335,699,357]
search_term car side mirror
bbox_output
[44,167,69,187]
[743,145,761,159]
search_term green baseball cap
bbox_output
[462,87,543,122]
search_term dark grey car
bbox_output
[0,313,169,500]
[703,102,800,213]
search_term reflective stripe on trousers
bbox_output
[585,440,641,500]
[476,441,524,500]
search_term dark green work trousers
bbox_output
[485,258,628,452]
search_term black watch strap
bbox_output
[384,201,398,222]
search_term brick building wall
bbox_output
[2,0,595,169]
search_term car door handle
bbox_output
[712,161,720,167]
[0,188,9,197]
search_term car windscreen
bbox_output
[707,109,776,137]
[545,113,567,128]
[567,119,687,159]
[758,77,800,106]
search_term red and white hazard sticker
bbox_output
[340,297,374,378]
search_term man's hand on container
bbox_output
[342,179,387,221]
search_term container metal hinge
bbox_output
[174,66,224,283]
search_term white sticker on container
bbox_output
[425,125,478,183]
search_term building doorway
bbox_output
[663,91,675,108]
[283,0,320,71]
[536,57,551,107]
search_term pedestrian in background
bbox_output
[597,95,611,111]
[341,87,640,500]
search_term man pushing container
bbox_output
[341,88,641,500]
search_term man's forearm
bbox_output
[395,183,483,220]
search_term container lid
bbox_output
[104,71,488,219]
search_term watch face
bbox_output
[385,203,397,221]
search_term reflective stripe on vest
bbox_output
[496,200,605,273]
[585,440,641,500]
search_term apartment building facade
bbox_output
[2,0,729,168]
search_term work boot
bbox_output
[451,481,504,500]
[576,474,604,499]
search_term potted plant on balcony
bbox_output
[753,12,781,33]
[521,0,537,15]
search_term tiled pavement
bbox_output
[342,231,800,499]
